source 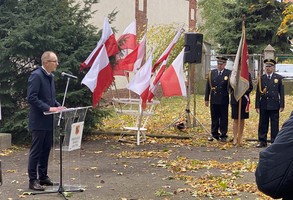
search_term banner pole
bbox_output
[237,98,242,144]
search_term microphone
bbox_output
[61,72,77,79]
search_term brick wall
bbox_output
[189,0,197,31]
[135,0,147,37]
[135,0,198,34]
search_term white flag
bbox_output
[127,53,152,109]
[81,45,114,107]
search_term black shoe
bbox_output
[208,136,219,141]
[220,137,227,142]
[39,178,54,186]
[29,180,45,191]
[256,143,267,148]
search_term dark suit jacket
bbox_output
[255,111,293,199]
[205,68,231,105]
[255,73,285,110]
[27,67,60,131]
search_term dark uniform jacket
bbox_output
[27,66,60,131]
[255,73,284,110]
[255,111,293,199]
[205,68,231,105]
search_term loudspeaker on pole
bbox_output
[184,33,203,64]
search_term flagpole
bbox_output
[237,98,242,144]
[237,15,245,144]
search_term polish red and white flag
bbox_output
[81,45,114,107]
[80,17,119,71]
[152,26,183,72]
[160,48,186,97]
[114,20,138,76]
[115,33,146,73]
[147,60,167,101]
[127,52,152,109]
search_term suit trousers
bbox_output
[258,109,279,144]
[210,104,228,139]
[28,130,53,181]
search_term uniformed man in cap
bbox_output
[255,58,284,148]
[205,56,231,142]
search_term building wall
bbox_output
[88,0,136,35]
[87,0,194,36]
[147,0,189,26]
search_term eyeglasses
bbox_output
[265,65,273,67]
[47,60,59,64]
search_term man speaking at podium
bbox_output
[27,51,64,191]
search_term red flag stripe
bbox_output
[114,32,146,73]
[241,33,249,81]
[160,49,186,97]
[118,34,137,50]
[147,61,167,102]
[115,44,139,71]
[161,66,182,96]
[92,65,114,107]
[140,86,150,110]
[104,34,119,57]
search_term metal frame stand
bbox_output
[160,63,209,134]
[112,98,160,145]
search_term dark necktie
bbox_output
[268,75,271,79]
[219,71,222,76]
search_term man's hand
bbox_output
[49,106,65,112]
[256,108,260,113]
[205,101,209,107]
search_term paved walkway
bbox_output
[0,136,266,200]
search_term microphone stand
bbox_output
[55,77,70,198]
